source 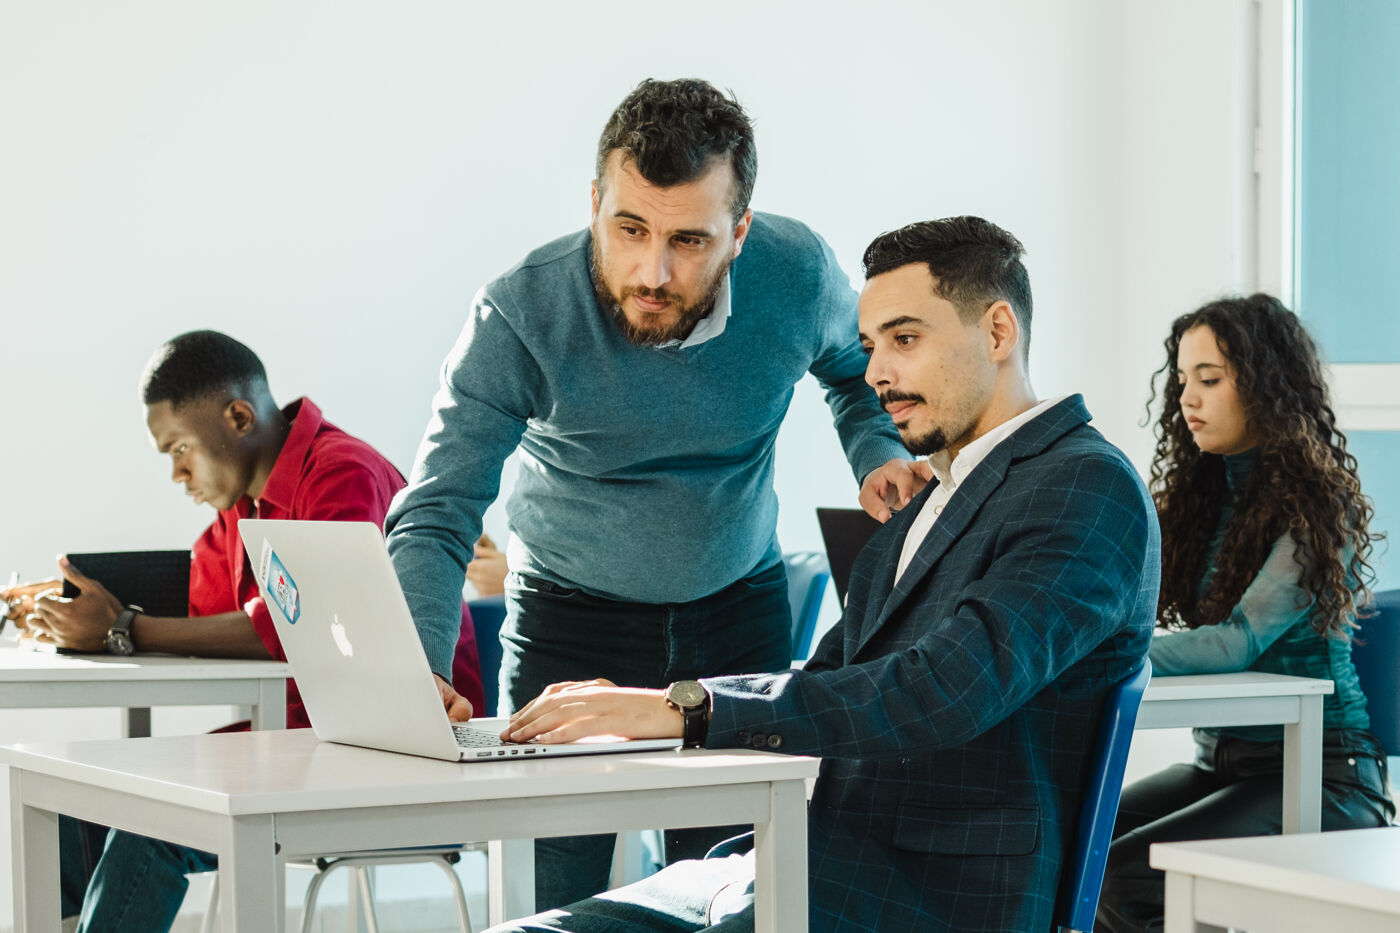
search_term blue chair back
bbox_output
[1352,589,1400,757]
[468,595,509,717]
[1055,657,1152,933]
[782,551,831,662]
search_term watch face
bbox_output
[668,680,707,708]
[106,632,135,656]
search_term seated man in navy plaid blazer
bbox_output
[491,215,1161,932]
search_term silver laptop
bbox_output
[238,519,681,763]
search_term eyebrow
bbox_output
[1176,362,1226,374]
[858,315,928,343]
[613,210,715,240]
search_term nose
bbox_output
[1179,381,1199,411]
[170,458,188,484]
[638,241,672,290]
[864,347,892,389]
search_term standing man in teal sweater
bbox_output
[385,77,921,908]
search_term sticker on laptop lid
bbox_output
[257,539,301,625]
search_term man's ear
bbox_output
[225,399,257,437]
[590,179,600,223]
[731,208,754,259]
[982,301,1021,363]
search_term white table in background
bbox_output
[1138,672,1333,833]
[0,644,289,734]
[1153,827,1400,932]
[4,727,817,933]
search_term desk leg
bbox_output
[218,816,281,933]
[123,706,152,738]
[1163,872,1225,933]
[251,678,287,730]
[1282,693,1324,833]
[753,779,808,933]
[10,771,60,933]
[488,838,535,925]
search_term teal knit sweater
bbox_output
[386,213,905,675]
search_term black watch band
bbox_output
[665,680,710,748]
[105,605,141,656]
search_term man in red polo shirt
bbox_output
[19,329,483,933]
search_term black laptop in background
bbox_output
[815,508,882,606]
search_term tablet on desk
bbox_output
[49,550,192,654]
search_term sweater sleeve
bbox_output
[803,232,907,482]
[385,287,538,678]
[1149,531,1315,674]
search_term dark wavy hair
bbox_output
[1147,293,1376,638]
[595,78,756,223]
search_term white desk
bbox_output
[3,728,818,933]
[0,645,290,734]
[1153,827,1400,932]
[1138,673,1333,833]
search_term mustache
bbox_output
[625,285,675,304]
[878,391,926,408]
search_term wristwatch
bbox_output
[665,680,710,748]
[105,605,141,656]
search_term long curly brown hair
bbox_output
[1147,293,1376,638]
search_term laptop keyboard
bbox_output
[452,723,542,751]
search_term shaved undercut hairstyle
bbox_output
[863,215,1033,360]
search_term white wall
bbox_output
[0,0,1266,925]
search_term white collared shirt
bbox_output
[657,273,732,349]
[894,395,1069,585]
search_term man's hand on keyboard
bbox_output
[502,678,681,744]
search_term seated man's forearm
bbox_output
[131,611,274,659]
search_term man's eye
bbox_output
[675,236,704,248]
[895,334,916,346]
[620,225,643,238]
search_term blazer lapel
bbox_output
[854,395,1093,657]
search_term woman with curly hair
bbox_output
[1096,294,1395,933]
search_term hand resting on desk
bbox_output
[502,678,683,744]
[1,578,61,630]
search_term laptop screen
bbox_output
[815,507,882,605]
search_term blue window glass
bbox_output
[1297,0,1400,364]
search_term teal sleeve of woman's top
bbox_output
[1149,532,1316,675]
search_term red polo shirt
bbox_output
[188,397,484,729]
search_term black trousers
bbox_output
[500,559,793,912]
[1096,729,1395,933]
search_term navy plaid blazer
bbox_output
[705,395,1160,932]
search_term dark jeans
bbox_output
[1096,729,1395,933]
[502,559,791,911]
[59,815,218,931]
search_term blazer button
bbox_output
[750,733,768,749]
[766,734,783,749]
[736,731,750,745]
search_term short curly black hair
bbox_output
[140,330,268,409]
[595,78,756,224]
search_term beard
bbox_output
[591,239,732,347]
[878,390,967,456]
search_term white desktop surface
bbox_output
[3,727,817,932]
[1153,826,1400,932]
[1139,672,1333,833]
[0,644,290,733]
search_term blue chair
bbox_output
[1054,657,1153,933]
[469,594,509,717]
[783,551,831,662]
[1352,589,1400,759]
